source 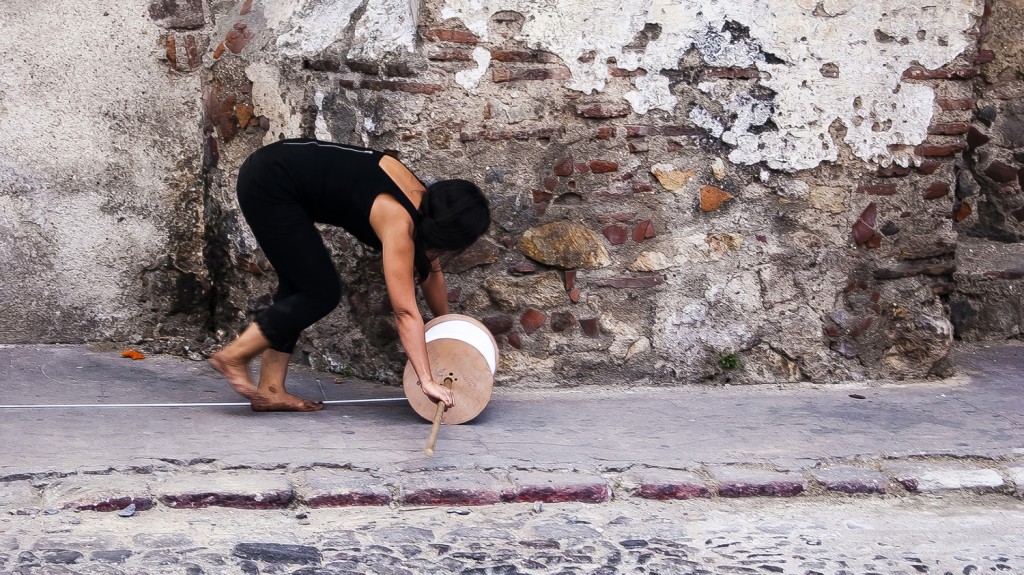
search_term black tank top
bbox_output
[246,138,421,249]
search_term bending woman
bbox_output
[210,138,491,412]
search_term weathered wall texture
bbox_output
[0,2,208,344]
[4,0,1020,388]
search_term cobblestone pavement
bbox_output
[1,496,1021,575]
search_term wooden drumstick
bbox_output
[424,377,453,456]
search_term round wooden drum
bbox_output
[402,314,498,425]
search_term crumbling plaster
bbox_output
[441,0,981,171]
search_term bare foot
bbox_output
[250,391,324,412]
[210,352,259,400]
[421,380,454,408]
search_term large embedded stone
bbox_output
[483,271,567,311]
[519,222,611,269]
[446,237,501,273]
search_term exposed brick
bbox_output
[568,288,580,303]
[422,28,479,44]
[490,49,560,63]
[400,472,503,506]
[624,125,652,138]
[916,160,943,175]
[184,35,198,69]
[632,220,655,243]
[462,128,553,142]
[603,225,629,245]
[661,125,701,137]
[954,202,972,222]
[427,47,475,62]
[553,157,574,177]
[564,270,576,292]
[608,66,646,78]
[877,164,913,178]
[502,472,610,504]
[346,60,380,75]
[543,176,558,191]
[155,474,293,510]
[575,102,630,119]
[594,127,616,140]
[928,122,970,135]
[902,66,978,80]
[360,79,444,95]
[702,66,760,79]
[225,22,254,54]
[967,126,991,150]
[510,261,538,274]
[580,318,600,337]
[506,332,522,349]
[936,98,974,111]
[297,471,391,507]
[550,312,576,333]
[594,276,665,289]
[984,161,1017,183]
[521,308,547,335]
[975,49,995,64]
[622,141,647,154]
[632,181,655,193]
[240,0,252,15]
[923,182,951,200]
[338,78,356,89]
[857,183,898,196]
[482,314,515,335]
[447,287,461,303]
[589,160,619,174]
[629,469,711,501]
[915,143,967,157]
[873,262,956,280]
[492,67,570,82]
[533,189,553,204]
[165,35,177,68]
[810,468,888,495]
[710,467,806,498]
[212,41,225,59]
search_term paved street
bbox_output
[2,496,1022,574]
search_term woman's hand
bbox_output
[420,377,455,408]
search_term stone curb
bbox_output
[2,458,1022,514]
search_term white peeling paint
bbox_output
[272,0,362,55]
[314,91,331,141]
[455,47,492,94]
[247,62,304,144]
[440,0,980,171]
[348,0,419,60]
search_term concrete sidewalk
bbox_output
[0,341,1022,510]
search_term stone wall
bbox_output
[4,0,1020,388]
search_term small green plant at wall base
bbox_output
[720,353,740,370]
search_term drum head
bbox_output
[403,338,494,425]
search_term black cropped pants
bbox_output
[236,156,343,353]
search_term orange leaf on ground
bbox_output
[121,350,145,360]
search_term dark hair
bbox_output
[413,179,491,282]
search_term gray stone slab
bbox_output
[503,470,611,503]
[400,470,506,506]
[295,469,391,507]
[883,461,1005,493]
[151,472,293,509]
[625,468,711,500]
[1009,464,1024,495]
[42,474,153,511]
[709,467,807,497]
[0,480,39,511]
[810,467,889,494]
